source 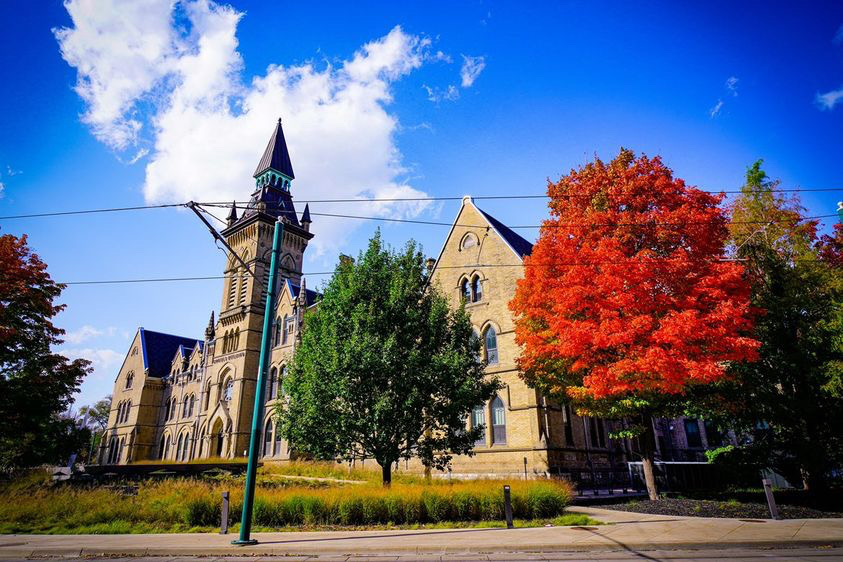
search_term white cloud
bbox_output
[725,76,739,96]
[422,83,460,103]
[6,165,21,177]
[834,24,843,45]
[56,1,435,255]
[64,325,104,344]
[460,54,486,88]
[59,348,124,380]
[816,87,843,110]
[0,182,4,199]
[709,99,724,118]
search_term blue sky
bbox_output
[1,1,842,407]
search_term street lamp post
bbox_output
[232,217,284,546]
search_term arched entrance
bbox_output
[212,419,224,457]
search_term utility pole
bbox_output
[231,216,284,546]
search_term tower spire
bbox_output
[253,117,294,184]
[226,201,238,226]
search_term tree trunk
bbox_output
[381,463,392,487]
[640,413,660,501]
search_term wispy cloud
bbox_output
[709,99,724,119]
[834,23,843,45]
[55,2,436,255]
[63,325,119,344]
[0,182,5,199]
[59,347,123,380]
[5,165,21,176]
[460,55,486,88]
[725,76,739,96]
[816,87,843,110]
[423,84,460,103]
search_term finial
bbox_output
[278,116,283,123]
[205,311,215,339]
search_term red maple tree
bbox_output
[510,150,759,498]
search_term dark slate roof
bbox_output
[254,118,295,179]
[476,206,534,259]
[301,203,311,223]
[287,279,320,307]
[139,328,201,378]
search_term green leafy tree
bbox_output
[0,234,91,471]
[277,232,501,485]
[711,160,843,490]
[79,396,112,462]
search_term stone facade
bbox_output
[99,122,730,475]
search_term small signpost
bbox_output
[220,491,230,534]
[503,485,514,529]
[762,478,780,520]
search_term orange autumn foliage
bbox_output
[510,150,759,401]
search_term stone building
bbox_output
[99,120,727,476]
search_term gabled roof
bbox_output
[475,207,533,259]
[254,118,295,179]
[429,196,534,273]
[285,278,320,307]
[139,328,201,378]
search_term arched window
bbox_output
[108,437,117,464]
[117,437,125,463]
[204,381,212,411]
[282,314,289,344]
[164,399,171,422]
[274,317,282,347]
[164,435,171,459]
[176,434,184,462]
[223,378,234,402]
[159,434,166,459]
[263,420,273,457]
[274,425,283,456]
[238,268,248,305]
[471,404,486,447]
[286,315,295,340]
[198,428,206,458]
[123,401,131,423]
[491,396,507,444]
[471,275,483,301]
[233,327,240,351]
[279,366,287,395]
[183,397,190,418]
[182,433,191,461]
[268,367,278,400]
[484,327,499,364]
[461,232,477,250]
[125,372,134,389]
[170,398,177,420]
[461,278,471,303]
[227,272,237,309]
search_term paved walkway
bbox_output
[0,507,841,558]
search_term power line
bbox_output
[0,203,183,220]
[2,186,843,220]
[209,204,839,229]
[59,257,833,286]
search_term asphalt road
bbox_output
[5,546,842,561]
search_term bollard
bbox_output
[503,485,514,529]
[523,457,528,481]
[762,478,780,520]
[220,491,230,534]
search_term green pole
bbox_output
[232,216,284,546]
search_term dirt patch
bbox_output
[595,498,843,519]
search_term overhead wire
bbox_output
[1,186,843,220]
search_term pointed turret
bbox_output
[226,201,238,227]
[254,117,295,186]
[205,311,215,340]
[301,203,311,232]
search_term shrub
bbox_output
[0,473,573,533]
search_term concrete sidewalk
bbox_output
[0,507,841,558]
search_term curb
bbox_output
[1,539,842,558]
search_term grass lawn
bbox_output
[0,463,596,534]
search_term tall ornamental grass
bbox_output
[0,476,572,533]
